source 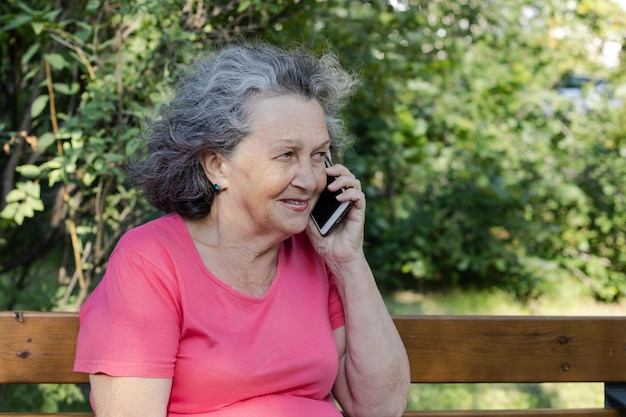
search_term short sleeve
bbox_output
[74,240,181,378]
[327,272,345,330]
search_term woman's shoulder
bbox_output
[115,213,188,254]
[104,214,195,284]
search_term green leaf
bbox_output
[30,199,44,212]
[31,21,45,35]
[83,172,96,186]
[65,162,76,174]
[87,1,102,12]
[45,53,68,70]
[0,14,31,35]
[16,164,41,178]
[4,189,26,203]
[38,132,56,151]
[18,181,41,198]
[20,203,34,219]
[31,95,49,118]
[44,157,63,170]
[14,210,25,225]
[43,8,63,22]
[237,0,251,13]
[0,183,44,225]
[0,203,19,222]
[21,44,40,66]
[47,168,64,186]
[53,82,80,95]
[104,153,125,163]
[23,66,39,84]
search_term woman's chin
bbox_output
[280,219,310,237]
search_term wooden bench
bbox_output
[2,312,626,416]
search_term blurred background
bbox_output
[1,0,625,412]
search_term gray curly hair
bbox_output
[127,41,359,218]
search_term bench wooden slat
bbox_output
[0,311,89,384]
[394,315,626,383]
[2,312,626,416]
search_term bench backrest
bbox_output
[394,315,626,383]
[2,311,626,417]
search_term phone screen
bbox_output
[310,156,351,236]
[311,176,345,225]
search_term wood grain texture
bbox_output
[393,315,626,383]
[0,311,89,384]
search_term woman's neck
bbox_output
[184,216,282,297]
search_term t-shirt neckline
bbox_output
[172,213,284,303]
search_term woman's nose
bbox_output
[292,160,323,192]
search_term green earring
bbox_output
[213,183,221,191]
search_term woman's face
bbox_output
[217,94,330,239]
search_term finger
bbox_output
[335,188,366,210]
[328,177,361,192]
[325,163,354,178]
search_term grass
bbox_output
[384,278,626,411]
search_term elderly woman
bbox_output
[74,41,410,417]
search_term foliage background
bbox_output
[1,0,625,412]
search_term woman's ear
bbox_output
[201,152,229,190]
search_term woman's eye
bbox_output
[313,151,327,161]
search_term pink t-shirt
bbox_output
[74,214,345,416]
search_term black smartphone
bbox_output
[311,155,351,236]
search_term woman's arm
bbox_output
[307,162,410,417]
[90,374,173,417]
[330,257,410,417]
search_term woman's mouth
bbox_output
[281,199,309,211]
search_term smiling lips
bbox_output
[281,198,310,211]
